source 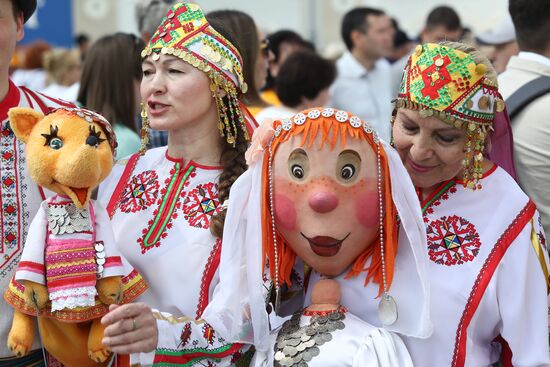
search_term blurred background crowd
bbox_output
[9,0,521,148]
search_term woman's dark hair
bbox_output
[206,10,267,108]
[77,33,144,133]
[276,51,336,108]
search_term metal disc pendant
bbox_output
[378,292,398,326]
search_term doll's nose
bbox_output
[308,191,339,213]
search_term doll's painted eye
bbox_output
[41,125,61,148]
[49,138,63,150]
[87,125,106,148]
[341,164,356,180]
[288,148,309,181]
[291,164,304,179]
[336,150,361,183]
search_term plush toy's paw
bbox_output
[7,312,34,357]
[21,280,48,310]
[97,276,123,305]
[7,339,31,357]
[88,347,111,363]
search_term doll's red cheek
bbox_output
[355,190,379,228]
[274,193,297,231]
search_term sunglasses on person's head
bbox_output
[260,39,270,57]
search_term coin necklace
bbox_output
[273,307,346,367]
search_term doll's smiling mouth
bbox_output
[301,233,351,257]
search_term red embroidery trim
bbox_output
[455,164,497,185]
[183,182,221,229]
[104,256,122,267]
[196,238,222,318]
[20,87,51,114]
[426,215,481,266]
[137,164,195,253]
[0,80,20,121]
[302,306,348,316]
[34,90,75,109]
[118,170,159,213]
[18,261,45,273]
[153,343,243,365]
[451,200,535,367]
[106,153,140,218]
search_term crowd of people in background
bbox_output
[8,2,532,157]
[3,0,550,365]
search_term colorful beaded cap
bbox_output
[50,107,117,154]
[397,43,504,128]
[395,43,505,190]
[141,2,247,95]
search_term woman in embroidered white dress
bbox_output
[97,2,256,366]
[392,42,550,366]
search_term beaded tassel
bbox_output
[139,102,149,156]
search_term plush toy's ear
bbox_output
[8,107,44,143]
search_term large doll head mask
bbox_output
[203,108,431,352]
[257,108,398,301]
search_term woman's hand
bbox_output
[101,302,158,354]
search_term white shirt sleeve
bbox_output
[131,309,244,367]
[353,328,413,367]
[15,202,48,284]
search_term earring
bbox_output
[268,144,281,314]
[139,102,149,156]
[211,80,234,145]
[376,142,398,326]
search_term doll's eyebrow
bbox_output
[338,149,361,161]
[289,148,308,160]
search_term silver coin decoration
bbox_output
[378,292,398,326]
[47,203,92,235]
[274,308,346,366]
[95,241,106,277]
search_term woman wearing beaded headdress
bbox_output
[392,42,550,366]
[97,2,254,365]
[200,107,433,366]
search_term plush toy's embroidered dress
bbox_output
[100,148,246,365]
[13,195,128,312]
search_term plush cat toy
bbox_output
[4,107,146,367]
